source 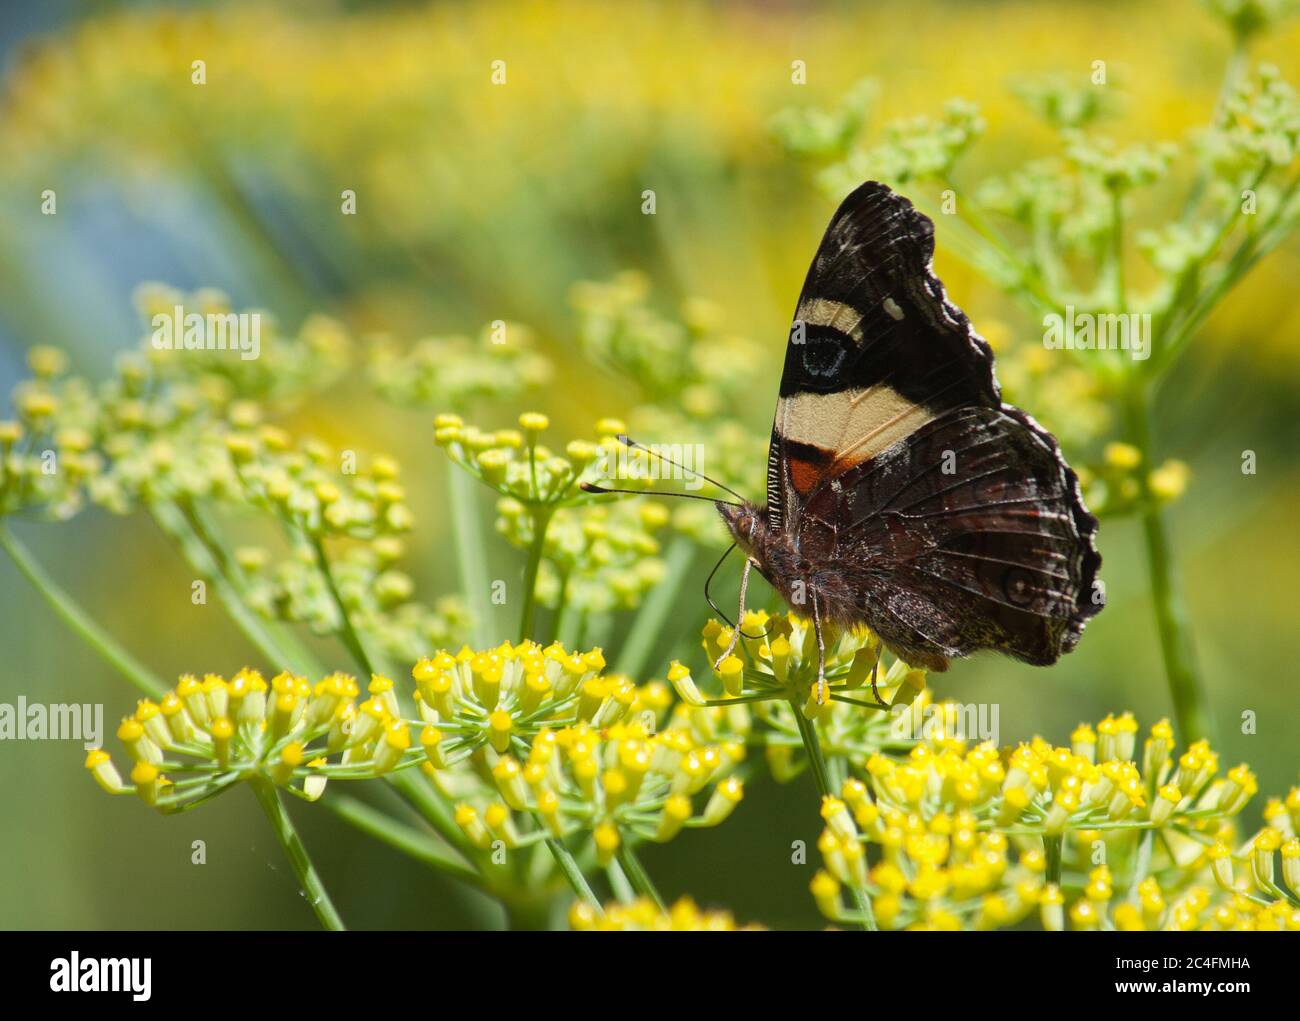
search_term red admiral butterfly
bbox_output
[590,181,1102,704]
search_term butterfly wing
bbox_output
[767,181,1101,667]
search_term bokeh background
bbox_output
[0,0,1297,929]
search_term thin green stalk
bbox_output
[152,502,318,676]
[0,523,165,697]
[548,569,569,642]
[1121,382,1216,745]
[1110,185,1126,311]
[544,836,602,912]
[249,777,345,931]
[1043,833,1063,887]
[309,534,377,679]
[792,704,835,800]
[386,771,481,863]
[614,536,694,677]
[322,793,480,886]
[616,842,665,911]
[2,515,486,900]
[1126,830,1155,902]
[605,859,635,903]
[791,703,876,931]
[517,507,553,643]
[1156,170,1300,375]
[179,500,323,674]
[447,466,493,647]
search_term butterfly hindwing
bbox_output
[798,405,1102,667]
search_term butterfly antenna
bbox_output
[579,481,741,507]
[616,434,749,503]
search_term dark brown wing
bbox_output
[798,405,1102,666]
[766,181,1101,666]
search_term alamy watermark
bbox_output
[0,696,102,748]
[151,306,261,361]
[599,442,708,491]
[50,953,151,1001]
[1043,305,1150,361]
[890,700,1000,744]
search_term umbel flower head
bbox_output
[569,896,764,931]
[85,669,424,811]
[240,538,472,665]
[227,429,414,539]
[1,286,351,522]
[808,715,1300,931]
[669,612,927,718]
[411,641,746,856]
[368,322,551,410]
[436,412,638,509]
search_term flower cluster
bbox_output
[569,896,763,931]
[567,275,770,539]
[436,412,625,509]
[1077,441,1192,516]
[809,716,1300,930]
[570,272,764,413]
[768,78,876,160]
[368,325,551,411]
[502,497,671,616]
[411,642,746,856]
[239,540,472,665]
[227,428,414,539]
[439,413,680,614]
[1,286,351,522]
[86,670,422,811]
[819,99,985,193]
[669,612,926,718]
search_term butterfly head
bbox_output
[716,500,771,563]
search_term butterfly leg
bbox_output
[811,589,827,705]
[868,641,886,707]
[712,557,754,671]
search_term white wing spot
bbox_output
[883,297,905,321]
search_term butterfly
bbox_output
[589,181,1103,704]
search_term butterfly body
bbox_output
[713,181,1102,692]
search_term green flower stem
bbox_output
[1125,830,1155,902]
[605,859,635,903]
[941,176,1057,313]
[518,507,553,643]
[309,534,378,679]
[791,702,877,931]
[792,704,835,800]
[550,567,572,644]
[616,842,665,911]
[1121,381,1216,746]
[153,502,321,677]
[0,522,165,697]
[249,777,346,931]
[614,535,694,678]
[2,517,484,901]
[1043,833,1064,888]
[179,500,324,675]
[1109,185,1126,310]
[544,836,603,912]
[322,792,480,886]
[173,508,480,878]
[383,769,476,855]
[1156,169,1300,375]
[448,465,493,647]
